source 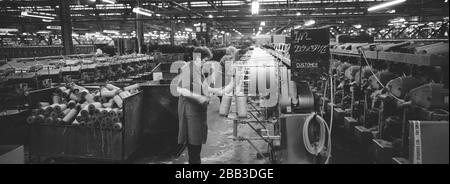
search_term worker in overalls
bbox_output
[176,47,235,164]
[217,46,238,103]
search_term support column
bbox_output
[59,0,73,55]
[188,32,192,45]
[206,22,211,45]
[157,33,161,45]
[136,12,144,53]
[170,21,175,46]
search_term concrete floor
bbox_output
[132,96,269,164]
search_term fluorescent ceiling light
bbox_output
[0,32,14,36]
[304,20,315,26]
[185,28,193,32]
[103,30,119,34]
[296,12,301,16]
[46,25,61,30]
[368,0,406,12]
[251,0,259,15]
[391,18,406,23]
[37,30,51,34]
[42,19,52,22]
[21,11,55,20]
[133,7,154,17]
[102,0,116,4]
[208,14,213,18]
[0,28,19,32]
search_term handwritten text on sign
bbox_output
[293,31,312,41]
[292,45,328,54]
[289,28,329,82]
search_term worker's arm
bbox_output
[177,78,210,105]
[219,78,236,95]
[211,65,241,96]
[208,76,239,96]
[204,83,223,95]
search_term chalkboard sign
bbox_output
[289,28,329,82]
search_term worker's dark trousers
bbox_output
[188,144,202,164]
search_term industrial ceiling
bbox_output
[0,0,448,35]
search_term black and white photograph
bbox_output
[0,0,448,169]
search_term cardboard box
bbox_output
[409,121,449,164]
[344,116,360,133]
[334,108,350,126]
[0,145,24,164]
[372,139,393,164]
[354,126,373,146]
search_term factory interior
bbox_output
[0,0,448,165]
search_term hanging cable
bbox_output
[301,73,334,164]
[303,113,329,155]
[324,74,334,164]
[359,48,405,103]
[320,79,328,117]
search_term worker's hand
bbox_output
[215,88,224,96]
[198,96,210,106]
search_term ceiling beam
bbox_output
[169,1,204,18]
[61,13,405,22]
[207,1,217,10]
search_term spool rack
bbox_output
[228,99,280,164]
[226,54,282,164]
[26,87,143,163]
